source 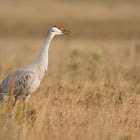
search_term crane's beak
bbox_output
[61,28,72,36]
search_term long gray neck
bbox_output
[35,31,55,71]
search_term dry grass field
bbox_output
[0,0,140,140]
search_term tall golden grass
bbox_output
[0,38,140,140]
[0,0,140,140]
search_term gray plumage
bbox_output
[0,62,45,107]
[0,25,69,108]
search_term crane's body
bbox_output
[0,25,71,108]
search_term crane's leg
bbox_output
[12,95,18,108]
[0,93,5,102]
[23,94,30,110]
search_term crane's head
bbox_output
[49,25,72,36]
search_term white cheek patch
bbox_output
[53,27,61,32]
[52,27,62,35]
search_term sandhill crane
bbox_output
[0,25,71,108]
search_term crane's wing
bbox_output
[0,69,35,96]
